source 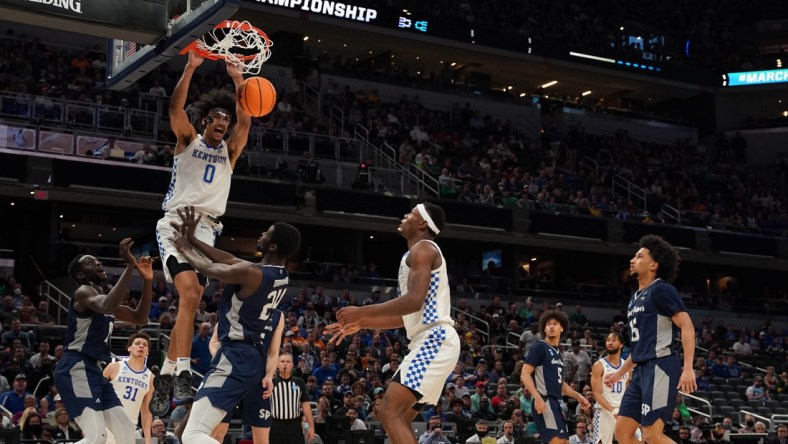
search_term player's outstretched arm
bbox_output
[170,52,201,153]
[336,242,437,327]
[171,226,262,291]
[140,375,154,444]
[77,238,137,315]
[262,314,285,399]
[563,382,590,409]
[116,256,155,326]
[673,311,697,393]
[174,206,244,265]
[323,316,404,345]
[591,361,615,413]
[225,60,251,169]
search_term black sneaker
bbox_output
[173,370,195,402]
[149,373,173,416]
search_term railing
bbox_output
[38,280,72,324]
[450,307,490,344]
[740,410,772,431]
[0,91,159,138]
[770,414,788,431]
[612,175,647,210]
[301,83,321,117]
[661,203,682,225]
[578,156,598,177]
[505,331,520,349]
[680,391,712,419]
[330,105,344,136]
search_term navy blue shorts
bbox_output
[54,353,122,419]
[534,397,568,441]
[195,343,272,428]
[618,354,681,427]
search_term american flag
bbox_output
[124,41,137,59]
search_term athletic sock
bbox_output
[176,357,192,374]
[161,358,177,376]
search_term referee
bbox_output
[271,353,316,444]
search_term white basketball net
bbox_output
[194,20,273,75]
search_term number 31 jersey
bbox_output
[110,360,152,423]
[217,264,288,354]
[162,134,232,217]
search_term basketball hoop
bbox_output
[180,20,273,75]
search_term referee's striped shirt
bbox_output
[271,375,309,420]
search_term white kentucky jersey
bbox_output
[110,360,152,423]
[162,135,233,217]
[398,240,452,340]
[600,357,628,407]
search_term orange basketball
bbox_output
[238,76,276,117]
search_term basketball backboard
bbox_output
[107,0,240,90]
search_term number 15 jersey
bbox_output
[162,135,232,218]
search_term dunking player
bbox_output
[520,309,590,444]
[171,206,300,444]
[590,332,639,444]
[54,239,154,444]
[325,202,461,444]
[151,50,252,415]
[604,235,696,444]
[104,333,154,444]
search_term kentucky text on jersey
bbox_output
[115,376,149,389]
[191,148,228,165]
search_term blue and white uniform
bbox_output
[54,296,122,418]
[106,360,153,444]
[593,357,630,444]
[193,264,288,427]
[525,340,569,441]
[618,278,687,426]
[156,135,231,282]
[393,240,461,406]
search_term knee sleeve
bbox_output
[182,398,227,444]
[74,408,108,444]
[104,406,136,444]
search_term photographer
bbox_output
[419,415,451,444]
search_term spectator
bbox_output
[739,415,756,434]
[732,336,752,356]
[190,322,212,375]
[570,420,592,444]
[0,373,31,415]
[497,420,516,444]
[51,407,82,441]
[151,418,180,444]
[746,376,770,403]
[768,424,787,444]
[1,319,34,350]
[347,407,367,431]
[465,420,489,444]
[28,341,55,370]
[419,415,451,444]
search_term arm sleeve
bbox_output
[652,283,687,317]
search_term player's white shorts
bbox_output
[592,405,642,444]
[156,210,223,283]
[394,323,461,406]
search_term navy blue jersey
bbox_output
[627,279,687,363]
[217,264,288,353]
[524,340,564,398]
[63,291,114,362]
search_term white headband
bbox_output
[416,203,440,235]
